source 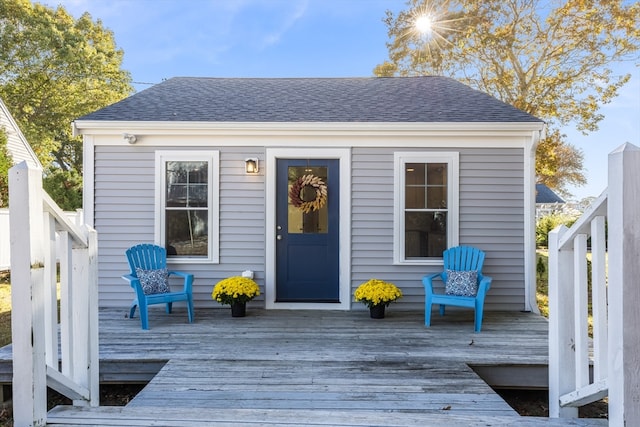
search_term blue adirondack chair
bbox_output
[123,244,194,330]
[422,246,492,333]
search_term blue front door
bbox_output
[276,159,340,302]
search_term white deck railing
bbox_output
[548,143,640,426]
[9,162,99,427]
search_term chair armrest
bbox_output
[478,275,492,295]
[122,274,138,286]
[168,271,194,294]
[122,274,146,300]
[422,272,444,295]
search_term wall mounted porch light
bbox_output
[245,158,259,174]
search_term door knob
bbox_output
[276,235,282,240]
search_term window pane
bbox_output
[426,187,446,209]
[188,184,208,207]
[405,187,425,209]
[166,161,208,183]
[287,166,328,234]
[427,163,447,185]
[167,184,188,207]
[405,163,425,185]
[426,163,447,209]
[405,212,447,258]
[166,210,208,257]
[166,161,208,207]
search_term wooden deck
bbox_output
[1,307,607,426]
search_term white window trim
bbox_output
[154,150,220,264]
[393,151,459,265]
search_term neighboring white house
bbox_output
[0,98,41,170]
[0,98,43,269]
[73,76,545,312]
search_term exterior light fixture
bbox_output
[245,158,259,174]
[123,133,137,144]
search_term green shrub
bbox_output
[0,130,11,207]
[536,213,578,248]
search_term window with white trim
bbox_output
[155,151,219,263]
[394,152,459,264]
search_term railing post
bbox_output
[9,162,47,427]
[607,143,640,426]
[548,224,578,418]
[70,232,90,406]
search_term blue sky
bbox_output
[39,0,639,201]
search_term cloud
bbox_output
[259,1,308,48]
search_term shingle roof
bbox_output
[536,183,565,204]
[78,76,542,123]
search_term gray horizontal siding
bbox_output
[351,147,525,312]
[94,145,266,308]
[94,143,526,313]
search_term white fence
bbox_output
[9,162,98,426]
[548,143,640,426]
[0,209,82,270]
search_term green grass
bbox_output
[536,250,549,318]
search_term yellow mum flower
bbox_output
[212,276,260,306]
[354,279,402,308]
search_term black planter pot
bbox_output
[369,304,385,319]
[231,302,246,317]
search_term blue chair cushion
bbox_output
[445,269,478,297]
[136,267,171,295]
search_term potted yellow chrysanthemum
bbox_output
[354,279,402,319]
[212,276,260,317]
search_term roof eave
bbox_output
[73,120,545,137]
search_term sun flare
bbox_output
[415,14,434,35]
[400,0,466,60]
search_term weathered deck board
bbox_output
[47,406,607,427]
[2,308,606,425]
[91,307,550,366]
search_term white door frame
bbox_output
[265,148,351,309]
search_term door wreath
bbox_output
[289,174,328,213]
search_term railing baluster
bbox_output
[573,234,589,389]
[58,231,74,379]
[591,216,607,382]
[43,212,58,368]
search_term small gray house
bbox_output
[73,76,545,312]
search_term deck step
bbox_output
[46,357,607,426]
[124,358,515,414]
[47,405,608,426]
